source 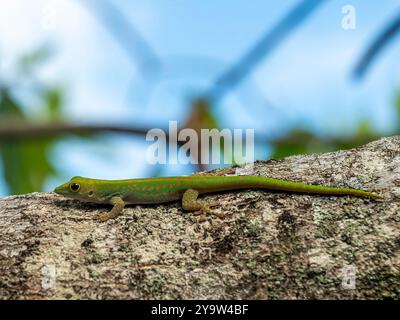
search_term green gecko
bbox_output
[54,175,382,221]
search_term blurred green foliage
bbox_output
[271,120,380,159]
[0,47,63,194]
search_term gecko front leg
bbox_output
[97,196,125,221]
[181,189,223,218]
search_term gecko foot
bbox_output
[182,189,224,219]
[193,204,224,218]
[96,213,111,222]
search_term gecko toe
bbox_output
[208,210,225,218]
[207,201,220,208]
[96,213,110,222]
[192,210,203,216]
[202,204,224,218]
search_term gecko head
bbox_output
[54,176,96,201]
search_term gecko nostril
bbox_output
[88,190,94,197]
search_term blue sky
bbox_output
[1,0,400,195]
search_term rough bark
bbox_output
[0,136,399,300]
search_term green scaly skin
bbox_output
[54,175,382,221]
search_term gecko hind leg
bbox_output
[182,189,224,218]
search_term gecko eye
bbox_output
[69,182,80,192]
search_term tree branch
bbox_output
[0,122,155,140]
[0,136,397,299]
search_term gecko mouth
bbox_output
[54,183,71,196]
[54,188,69,196]
[54,186,63,194]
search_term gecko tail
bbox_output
[344,189,383,199]
[256,177,383,199]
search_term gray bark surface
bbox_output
[0,136,399,299]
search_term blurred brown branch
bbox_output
[0,121,380,156]
[0,122,154,140]
[0,121,271,145]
